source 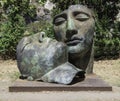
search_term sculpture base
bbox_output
[9,74,112,92]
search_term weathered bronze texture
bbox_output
[16,5,95,85]
[17,32,84,84]
[53,5,95,73]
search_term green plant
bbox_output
[0,0,36,59]
[0,15,25,59]
[95,20,120,59]
[37,0,47,6]
[26,21,54,38]
[2,0,36,24]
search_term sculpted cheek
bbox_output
[54,24,67,41]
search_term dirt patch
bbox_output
[94,59,120,86]
[0,59,19,82]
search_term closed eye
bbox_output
[73,11,90,21]
[53,17,66,26]
[75,13,89,21]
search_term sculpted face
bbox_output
[53,5,95,55]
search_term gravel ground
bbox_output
[0,59,120,101]
[94,59,120,86]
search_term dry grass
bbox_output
[0,59,120,86]
[0,60,19,82]
[94,59,120,86]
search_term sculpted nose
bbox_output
[66,16,78,39]
[66,29,78,39]
[79,37,84,42]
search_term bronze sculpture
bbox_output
[53,5,95,73]
[16,5,95,84]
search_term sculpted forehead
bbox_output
[69,5,94,17]
[53,5,94,23]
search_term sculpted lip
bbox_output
[65,38,81,46]
[66,40,80,46]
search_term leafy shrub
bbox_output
[0,0,55,59]
[37,0,47,6]
[0,0,120,59]
[51,0,120,59]
[2,0,36,24]
[95,20,120,59]
[0,0,36,59]
[26,21,54,38]
[0,15,25,59]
